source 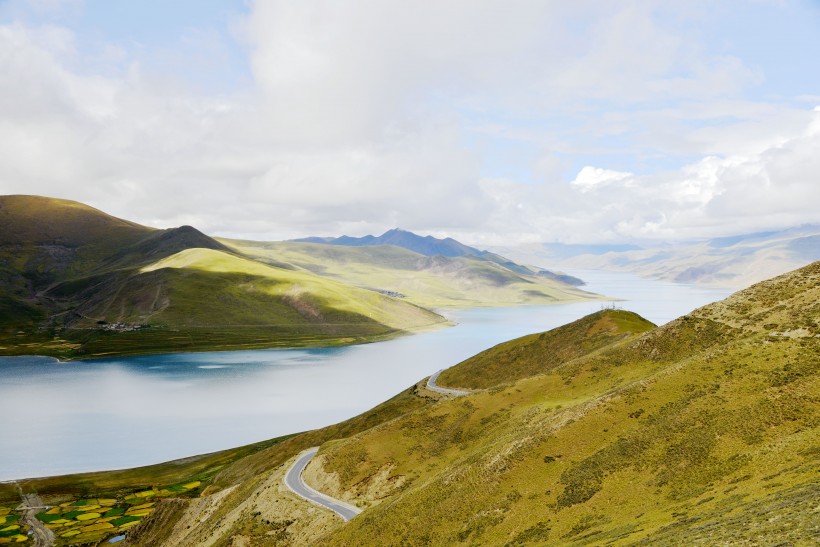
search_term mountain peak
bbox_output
[293,228,483,258]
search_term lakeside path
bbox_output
[284,448,362,522]
[426,369,470,396]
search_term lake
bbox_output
[0,270,731,481]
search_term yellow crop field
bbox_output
[182,481,201,489]
[80,522,114,532]
[118,520,141,530]
[124,509,153,517]
[75,512,100,521]
[128,502,154,510]
[60,530,80,538]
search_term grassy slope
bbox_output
[0,196,447,358]
[9,263,818,545]
[2,386,438,546]
[0,195,152,248]
[0,195,152,332]
[315,262,819,546]
[138,248,446,333]
[221,239,599,308]
[41,249,445,358]
[438,309,656,390]
[0,195,153,285]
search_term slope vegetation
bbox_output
[0,195,445,358]
[315,261,818,545]
[9,263,816,546]
[437,309,656,389]
[222,239,595,308]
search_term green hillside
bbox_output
[314,261,819,546]
[221,239,598,308]
[0,195,446,358]
[7,262,816,546]
[437,309,656,389]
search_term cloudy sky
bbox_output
[0,0,818,245]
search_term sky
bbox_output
[0,0,818,245]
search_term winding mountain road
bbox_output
[285,371,467,521]
[426,369,470,396]
[284,447,362,522]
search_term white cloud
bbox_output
[0,2,817,244]
[571,167,633,192]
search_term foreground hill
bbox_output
[0,195,445,358]
[222,239,592,308]
[437,309,656,389]
[314,263,818,546]
[6,262,816,545]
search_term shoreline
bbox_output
[0,292,614,362]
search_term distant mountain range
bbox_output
[294,228,483,258]
[291,228,585,287]
[490,225,820,288]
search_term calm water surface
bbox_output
[0,271,730,480]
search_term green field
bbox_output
[20,481,203,545]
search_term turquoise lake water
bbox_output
[0,270,730,480]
